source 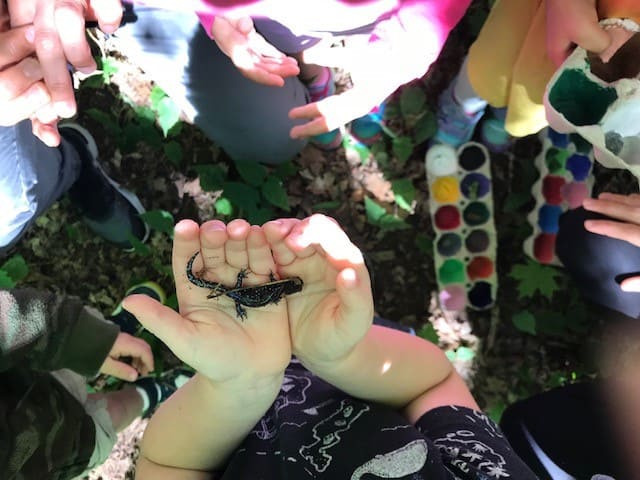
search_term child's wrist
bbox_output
[200,371,285,405]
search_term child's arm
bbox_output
[264,214,478,421]
[126,219,292,474]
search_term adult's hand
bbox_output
[583,193,640,292]
[99,331,154,381]
[211,15,299,87]
[0,3,50,127]
[546,0,611,66]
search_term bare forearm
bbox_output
[138,373,283,474]
[301,325,453,409]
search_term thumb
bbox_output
[620,276,640,292]
[232,16,254,35]
[100,357,139,382]
[122,294,191,351]
[335,266,373,327]
[573,21,611,55]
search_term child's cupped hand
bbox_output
[211,15,300,87]
[263,214,374,368]
[123,219,292,387]
[546,0,612,66]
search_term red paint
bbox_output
[467,256,494,280]
[533,233,557,264]
[542,176,566,205]
[434,205,461,230]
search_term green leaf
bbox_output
[392,136,414,164]
[85,108,119,136]
[455,346,476,362]
[512,310,537,335]
[195,164,226,192]
[415,233,433,258]
[128,234,151,257]
[149,86,167,110]
[487,401,506,424]
[261,176,290,211]
[274,161,298,179]
[413,109,437,144]
[509,260,564,300]
[0,270,15,289]
[215,197,233,216]
[100,56,119,80]
[140,210,174,236]
[378,214,409,231]
[400,85,427,118]
[247,206,275,225]
[364,197,386,223]
[235,161,267,187]
[134,105,157,122]
[417,323,439,344]
[391,178,416,212]
[163,141,183,168]
[223,182,260,212]
[1,255,28,284]
[156,96,181,137]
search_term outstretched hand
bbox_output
[211,16,299,87]
[263,214,374,366]
[99,332,154,381]
[583,193,640,292]
[123,219,291,385]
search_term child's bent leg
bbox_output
[0,122,81,254]
[89,387,143,433]
[114,8,308,164]
[556,207,640,320]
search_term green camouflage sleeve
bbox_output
[0,369,97,479]
[0,288,119,376]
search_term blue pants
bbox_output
[0,122,80,254]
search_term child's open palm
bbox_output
[264,215,374,367]
[123,219,291,385]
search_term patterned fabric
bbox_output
[219,360,537,479]
[0,289,120,479]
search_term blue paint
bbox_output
[566,153,592,181]
[437,233,463,256]
[547,128,570,148]
[461,173,491,199]
[538,205,563,234]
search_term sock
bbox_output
[307,67,332,102]
[134,378,162,415]
[452,58,487,117]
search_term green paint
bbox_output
[548,69,617,126]
[570,133,592,154]
[439,259,466,284]
[545,147,568,174]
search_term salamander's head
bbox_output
[284,276,304,294]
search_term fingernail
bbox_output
[30,87,50,105]
[78,63,97,75]
[101,23,118,34]
[54,102,76,118]
[24,26,35,44]
[22,58,43,79]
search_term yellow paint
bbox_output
[432,177,460,203]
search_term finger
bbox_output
[54,0,97,73]
[225,218,251,270]
[335,266,373,327]
[199,219,228,274]
[0,25,36,66]
[295,214,365,267]
[122,294,194,355]
[101,357,140,381]
[86,0,123,34]
[31,116,61,146]
[0,57,43,101]
[33,0,77,118]
[263,218,300,266]
[172,219,203,300]
[583,197,640,225]
[568,13,611,55]
[620,276,640,293]
[598,192,640,208]
[247,225,275,277]
[584,219,640,248]
[116,333,155,374]
[302,44,358,69]
[238,63,286,87]
[0,82,50,127]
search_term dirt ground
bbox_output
[7,2,639,478]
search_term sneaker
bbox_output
[350,103,385,146]
[480,108,512,153]
[134,366,194,418]
[60,123,150,250]
[110,281,166,335]
[433,82,484,148]
[307,67,343,151]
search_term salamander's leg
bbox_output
[235,268,249,289]
[269,272,277,282]
[235,301,247,321]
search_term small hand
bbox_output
[211,16,299,87]
[264,214,374,365]
[583,193,640,292]
[0,4,51,127]
[546,0,611,66]
[99,332,154,381]
[8,0,123,145]
[123,219,291,385]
